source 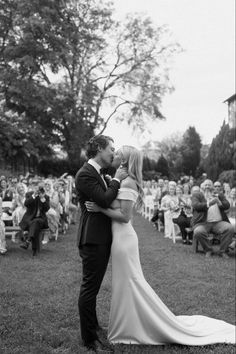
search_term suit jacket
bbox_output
[75,162,120,247]
[191,191,230,228]
[19,192,50,231]
[0,189,13,201]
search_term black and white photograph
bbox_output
[0,0,235,353]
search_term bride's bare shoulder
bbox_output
[121,177,138,191]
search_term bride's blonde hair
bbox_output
[119,145,144,210]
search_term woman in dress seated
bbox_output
[44,179,60,241]
[173,185,193,244]
[12,182,26,227]
[160,181,179,239]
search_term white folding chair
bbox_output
[163,210,181,243]
[144,195,155,221]
[1,201,18,242]
[1,201,13,225]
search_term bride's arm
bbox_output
[86,177,137,223]
[85,199,133,223]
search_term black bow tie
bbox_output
[100,168,107,175]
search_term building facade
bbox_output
[224,93,236,128]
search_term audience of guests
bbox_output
[0,172,79,256]
[191,179,234,258]
[1,171,235,259]
[144,176,235,258]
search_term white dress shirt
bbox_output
[88,159,107,189]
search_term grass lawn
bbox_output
[0,213,235,354]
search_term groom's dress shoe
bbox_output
[85,339,113,353]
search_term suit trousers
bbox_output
[28,217,46,251]
[193,221,234,253]
[173,214,192,240]
[78,243,111,345]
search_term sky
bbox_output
[104,0,235,149]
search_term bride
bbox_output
[85,145,235,346]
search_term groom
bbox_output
[75,135,127,352]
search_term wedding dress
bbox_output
[108,187,235,345]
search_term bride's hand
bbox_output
[85,201,101,212]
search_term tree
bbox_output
[157,133,183,177]
[204,122,234,180]
[0,0,69,166]
[0,105,54,173]
[0,0,181,168]
[156,154,169,177]
[50,10,180,163]
[180,126,202,176]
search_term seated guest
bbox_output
[161,181,178,239]
[151,178,167,227]
[66,175,79,224]
[57,179,69,233]
[227,187,236,251]
[9,177,18,195]
[227,187,236,233]
[20,178,28,193]
[12,183,26,226]
[143,180,152,196]
[213,181,222,195]
[223,182,231,201]
[183,182,191,197]
[173,185,193,244]
[44,179,60,241]
[0,179,14,226]
[0,196,7,254]
[19,184,50,256]
[0,178,14,201]
[191,179,234,258]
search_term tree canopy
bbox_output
[0,0,180,171]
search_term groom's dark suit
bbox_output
[75,161,120,345]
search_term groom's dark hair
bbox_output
[86,135,114,158]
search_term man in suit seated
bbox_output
[191,179,234,258]
[19,184,50,256]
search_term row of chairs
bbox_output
[141,196,236,253]
[1,200,53,254]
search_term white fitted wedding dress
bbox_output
[108,188,235,345]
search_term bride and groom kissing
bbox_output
[75,135,235,353]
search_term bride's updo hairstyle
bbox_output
[119,145,144,211]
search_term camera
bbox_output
[38,187,45,194]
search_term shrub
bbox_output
[218,170,236,187]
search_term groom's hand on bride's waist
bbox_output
[85,201,100,212]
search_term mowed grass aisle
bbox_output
[0,214,235,354]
